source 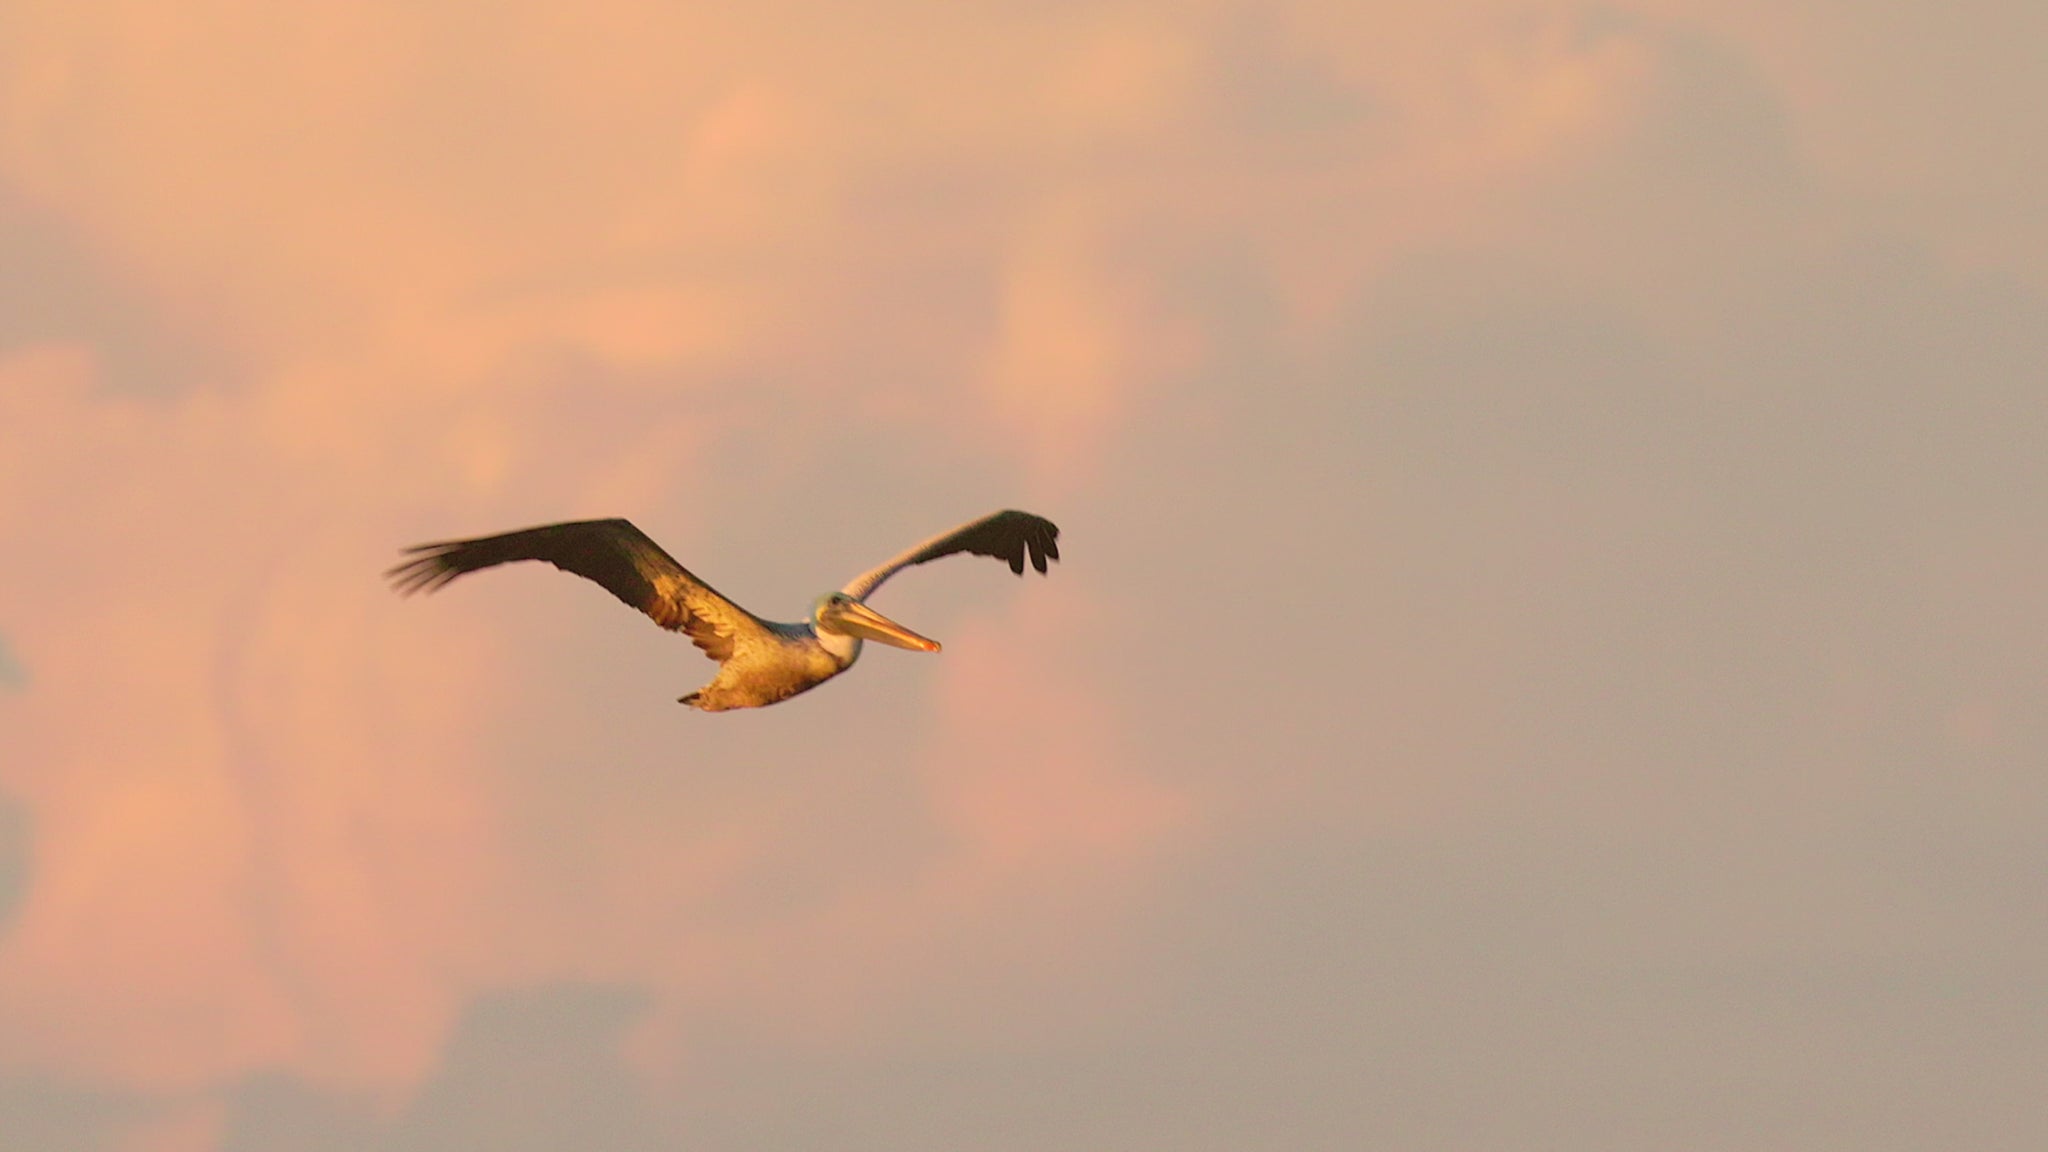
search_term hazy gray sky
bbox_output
[2,1,2044,1149]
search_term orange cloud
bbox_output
[0,0,1800,1127]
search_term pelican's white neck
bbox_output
[814,625,862,668]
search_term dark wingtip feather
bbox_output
[385,545,460,596]
[1028,519,1058,574]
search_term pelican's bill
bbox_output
[833,599,941,652]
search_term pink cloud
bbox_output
[0,0,1857,1129]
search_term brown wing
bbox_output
[386,518,769,662]
[839,509,1061,601]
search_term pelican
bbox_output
[387,509,1060,711]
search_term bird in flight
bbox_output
[387,508,1060,711]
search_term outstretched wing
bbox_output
[840,509,1060,601]
[387,518,770,662]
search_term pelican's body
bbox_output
[688,616,857,711]
[387,509,1059,711]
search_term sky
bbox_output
[1,1,2044,1149]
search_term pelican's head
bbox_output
[812,592,941,652]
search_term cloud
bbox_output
[0,795,27,935]
[0,183,226,400]
[0,0,1198,1081]
[0,1074,151,1152]
[0,631,26,692]
[2,2,2046,1149]
[217,984,662,1152]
